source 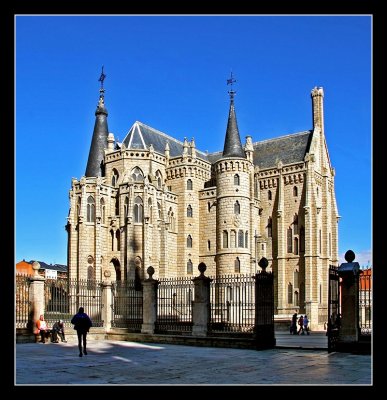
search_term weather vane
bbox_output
[98,66,106,95]
[227,71,236,100]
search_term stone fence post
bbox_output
[141,266,159,334]
[337,250,360,349]
[192,263,212,337]
[101,271,113,332]
[28,261,45,332]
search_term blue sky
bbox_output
[15,15,372,267]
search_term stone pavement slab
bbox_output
[16,339,371,385]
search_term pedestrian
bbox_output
[51,319,67,343]
[303,315,310,335]
[298,315,304,334]
[71,307,92,357]
[291,313,298,335]
[35,314,51,343]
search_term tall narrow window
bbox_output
[100,198,105,224]
[76,197,81,218]
[319,284,322,304]
[115,196,119,216]
[157,202,162,219]
[87,196,95,222]
[293,214,298,235]
[238,230,244,247]
[234,201,240,215]
[294,270,299,288]
[234,174,240,185]
[110,230,114,251]
[293,186,298,197]
[300,226,305,252]
[287,227,293,253]
[132,167,144,182]
[187,235,192,248]
[187,205,193,217]
[268,190,272,201]
[245,231,248,248]
[124,197,129,218]
[148,198,153,224]
[294,291,299,306]
[87,266,96,290]
[111,169,119,187]
[223,231,228,248]
[116,230,120,251]
[319,229,322,254]
[187,179,193,190]
[168,207,175,231]
[234,257,240,273]
[207,240,211,251]
[329,233,331,256]
[187,259,193,274]
[155,170,163,188]
[288,283,293,304]
[134,196,143,223]
[230,230,236,248]
[294,237,299,255]
[208,202,211,212]
[267,217,272,238]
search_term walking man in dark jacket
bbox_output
[71,307,92,357]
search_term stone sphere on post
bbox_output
[258,257,268,273]
[344,250,355,263]
[198,262,207,277]
[147,266,155,280]
[32,261,41,277]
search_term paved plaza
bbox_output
[15,333,371,385]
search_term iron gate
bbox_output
[327,265,340,352]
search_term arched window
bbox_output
[76,197,81,218]
[87,196,95,222]
[134,196,143,223]
[319,284,322,304]
[187,259,193,275]
[187,235,192,248]
[110,230,114,251]
[207,240,211,251]
[300,226,305,252]
[187,179,193,190]
[155,170,163,188]
[245,231,248,248]
[187,205,193,218]
[287,227,293,253]
[111,168,119,187]
[267,217,272,238]
[157,202,162,219]
[294,237,299,255]
[294,270,299,288]
[115,196,119,216]
[223,231,228,248]
[148,198,153,224]
[116,230,120,251]
[208,202,211,212]
[132,167,144,182]
[293,214,298,235]
[288,283,293,304]
[230,230,236,248]
[124,197,129,218]
[100,198,105,224]
[234,257,240,273]
[87,266,95,290]
[293,186,298,197]
[234,200,240,215]
[238,230,244,247]
[234,174,240,185]
[268,190,272,201]
[294,291,299,306]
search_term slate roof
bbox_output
[29,260,68,273]
[222,99,246,158]
[122,121,210,162]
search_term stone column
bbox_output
[141,266,159,334]
[28,262,45,332]
[192,263,213,337]
[101,272,113,332]
[338,250,360,345]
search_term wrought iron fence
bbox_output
[16,274,31,329]
[328,265,340,353]
[111,280,143,331]
[359,269,372,336]
[156,277,194,334]
[209,274,255,336]
[44,278,103,328]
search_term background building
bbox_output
[66,79,339,329]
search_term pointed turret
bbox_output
[222,75,245,158]
[85,67,109,177]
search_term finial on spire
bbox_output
[98,66,106,97]
[227,71,236,101]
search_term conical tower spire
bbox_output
[222,72,245,158]
[85,66,109,177]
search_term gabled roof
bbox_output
[29,260,68,273]
[122,121,210,162]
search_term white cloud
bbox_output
[339,249,372,268]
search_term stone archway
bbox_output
[110,258,121,281]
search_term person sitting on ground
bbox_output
[51,320,67,343]
[35,314,51,343]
